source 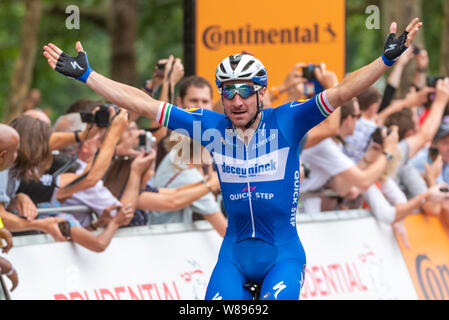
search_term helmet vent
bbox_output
[241,60,255,72]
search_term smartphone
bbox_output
[58,221,71,238]
[428,147,439,162]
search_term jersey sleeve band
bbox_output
[315,90,335,117]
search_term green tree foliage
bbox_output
[0,0,444,121]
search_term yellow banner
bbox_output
[396,214,449,300]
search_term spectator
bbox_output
[0,124,19,172]
[0,120,67,241]
[155,74,213,167]
[50,109,132,226]
[0,256,18,292]
[150,134,227,237]
[359,135,449,247]
[102,121,224,233]
[384,78,449,200]
[23,108,51,125]
[301,99,399,212]
[343,86,382,162]
[23,88,41,111]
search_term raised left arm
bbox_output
[326,18,422,108]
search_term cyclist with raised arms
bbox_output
[43,18,422,300]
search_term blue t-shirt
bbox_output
[155,91,334,245]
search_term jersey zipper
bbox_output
[245,143,256,238]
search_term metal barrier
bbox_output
[0,274,10,300]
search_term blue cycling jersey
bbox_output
[156,90,335,299]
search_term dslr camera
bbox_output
[371,126,391,145]
[139,131,157,153]
[80,103,119,128]
[427,76,446,88]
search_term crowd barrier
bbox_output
[1,208,449,300]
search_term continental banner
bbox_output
[396,214,449,300]
[193,0,346,102]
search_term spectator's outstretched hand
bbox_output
[113,204,134,226]
[314,62,339,89]
[39,217,71,241]
[434,78,449,105]
[424,154,443,184]
[382,125,399,153]
[0,227,13,254]
[131,149,156,176]
[97,203,122,228]
[426,184,449,203]
[403,86,435,107]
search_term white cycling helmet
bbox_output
[215,54,268,88]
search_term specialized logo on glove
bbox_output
[55,51,92,83]
[383,30,408,61]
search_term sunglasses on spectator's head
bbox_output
[219,83,262,100]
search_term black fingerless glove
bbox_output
[55,51,93,83]
[381,30,409,66]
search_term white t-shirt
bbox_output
[301,138,355,192]
[300,138,355,213]
[53,160,120,227]
[149,150,219,225]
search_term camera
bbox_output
[302,64,320,80]
[58,221,71,238]
[412,45,421,55]
[80,103,119,128]
[427,76,446,88]
[428,147,439,162]
[371,126,391,145]
[138,131,157,153]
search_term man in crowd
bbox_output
[0,123,67,241]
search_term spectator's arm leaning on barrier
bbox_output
[403,78,449,159]
[0,218,13,254]
[138,171,220,212]
[0,203,68,241]
[8,193,37,221]
[325,19,422,111]
[68,204,134,253]
[0,256,18,292]
[54,108,129,202]
[331,126,400,194]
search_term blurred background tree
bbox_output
[0,0,445,122]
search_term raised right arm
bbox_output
[43,41,160,120]
[85,71,160,120]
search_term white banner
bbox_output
[6,215,418,300]
[299,217,418,300]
